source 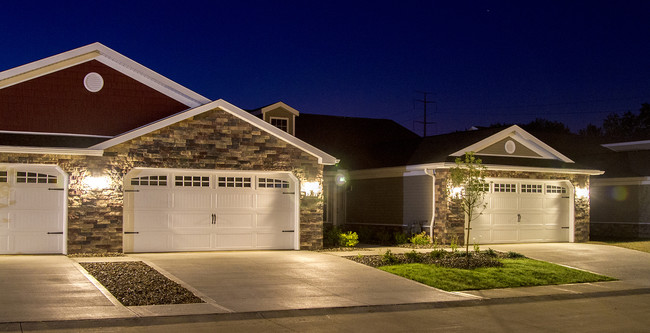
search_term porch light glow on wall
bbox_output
[83,176,111,190]
[301,181,322,197]
[576,187,589,199]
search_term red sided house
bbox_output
[0,43,337,254]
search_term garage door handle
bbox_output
[282,230,294,233]
[211,214,216,225]
[47,232,63,235]
[517,214,521,222]
[124,231,139,234]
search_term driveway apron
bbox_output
[130,251,472,312]
[0,255,133,322]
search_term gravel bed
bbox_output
[68,252,125,258]
[317,247,373,252]
[79,261,204,306]
[346,250,510,269]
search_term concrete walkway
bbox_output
[0,243,648,326]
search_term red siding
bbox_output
[0,60,190,136]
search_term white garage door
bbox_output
[470,180,571,244]
[0,165,67,254]
[123,169,298,252]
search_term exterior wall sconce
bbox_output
[301,181,322,197]
[450,186,464,198]
[83,176,111,190]
[334,172,347,186]
[576,187,589,199]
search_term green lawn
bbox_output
[379,258,615,291]
[590,240,650,253]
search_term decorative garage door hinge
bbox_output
[48,188,65,191]
[282,192,295,195]
[47,231,63,235]
[125,189,140,193]
[282,230,295,233]
[561,227,570,229]
[124,231,139,234]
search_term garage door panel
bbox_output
[520,197,544,210]
[217,213,254,228]
[474,214,491,226]
[13,233,62,254]
[173,192,213,210]
[257,212,292,228]
[131,191,170,209]
[491,196,518,210]
[11,211,62,231]
[13,189,62,210]
[172,233,212,250]
[543,197,567,210]
[257,193,292,209]
[492,213,517,226]
[133,232,172,252]
[491,229,518,243]
[134,212,170,230]
[257,232,292,249]
[218,194,254,209]
[216,232,253,249]
[171,213,212,229]
[520,213,544,226]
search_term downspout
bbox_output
[424,168,436,239]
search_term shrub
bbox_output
[428,249,446,259]
[382,250,399,265]
[404,250,422,263]
[409,231,431,245]
[473,242,480,253]
[506,251,526,259]
[450,235,459,252]
[394,232,409,244]
[339,231,359,247]
[485,248,498,257]
[323,225,343,248]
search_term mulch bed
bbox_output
[79,261,204,306]
[346,250,511,269]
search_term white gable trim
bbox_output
[0,42,210,108]
[0,146,103,156]
[261,102,300,116]
[450,125,574,163]
[602,140,650,152]
[89,99,338,165]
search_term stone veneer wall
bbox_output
[433,169,591,245]
[0,109,324,253]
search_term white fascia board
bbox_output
[0,42,210,107]
[591,177,650,186]
[410,162,603,176]
[0,129,112,138]
[261,102,300,116]
[450,125,574,163]
[90,99,339,165]
[602,140,650,152]
[0,146,104,156]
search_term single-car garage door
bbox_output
[0,164,67,254]
[470,179,571,244]
[123,169,298,252]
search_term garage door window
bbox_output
[0,171,6,183]
[494,183,517,193]
[131,175,167,186]
[258,177,289,189]
[218,176,252,188]
[521,184,543,193]
[546,185,567,194]
[16,171,57,184]
[175,175,210,187]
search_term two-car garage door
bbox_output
[470,179,571,244]
[123,169,299,252]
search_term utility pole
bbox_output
[415,91,436,137]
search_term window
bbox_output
[270,117,288,132]
[0,171,6,183]
[218,177,251,188]
[546,185,567,194]
[175,175,210,187]
[258,178,289,189]
[131,175,167,186]
[16,171,57,184]
[494,183,517,193]
[521,184,543,193]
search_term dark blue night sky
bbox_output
[1,1,648,136]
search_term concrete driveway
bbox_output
[130,251,471,313]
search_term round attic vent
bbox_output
[505,140,516,154]
[84,72,104,92]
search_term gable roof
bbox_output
[0,42,210,107]
[0,99,338,165]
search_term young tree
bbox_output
[449,152,489,266]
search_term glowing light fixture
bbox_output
[335,172,347,186]
[451,186,463,198]
[301,181,322,196]
[576,187,589,199]
[84,176,110,190]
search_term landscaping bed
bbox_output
[345,250,616,291]
[79,261,204,306]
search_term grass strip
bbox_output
[590,240,650,253]
[379,258,616,291]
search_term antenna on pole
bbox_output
[414,91,436,137]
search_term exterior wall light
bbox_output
[451,186,464,198]
[301,181,322,197]
[84,176,111,190]
[576,187,589,199]
[334,172,347,186]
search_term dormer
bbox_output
[249,102,299,135]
